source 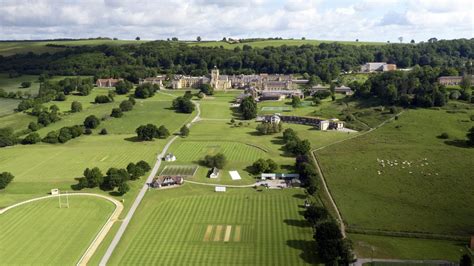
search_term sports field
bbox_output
[0,196,114,264]
[318,107,474,236]
[160,165,199,176]
[108,184,317,265]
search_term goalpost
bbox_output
[58,190,70,208]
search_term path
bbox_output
[310,111,404,238]
[0,193,123,266]
[185,180,257,188]
[99,100,201,266]
[354,258,455,266]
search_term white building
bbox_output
[164,153,176,162]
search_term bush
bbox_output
[84,115,100,129]
[119,100,133,112]
[251,158,278,174]
[136,160,151,172]
[22,132,41,144]
[84,128,92,135]
[115,80,133,95]
[0,172,14,189]
[100,128,108,135]
[94,95,112,104]
[438,132,449,139]
[42,131,59,143]
[110,108,123,118]
[449,90,461,100]
[256,122,282,135]
[55,92,66,101]
[389,106,398,114]
[172,96,195,113]
[134,83,157,99]
[28,122,39,132]
[118,182,130,195]
[198,83,214,95]
[21,81,32,88]
[71,101,82,113]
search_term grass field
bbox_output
[0,98,21,117]
[0,73,41,95]
[318,107,474,236]
[108,183,317,265]
[0,196,114,264]
[0,40,147,56]
[160,165,199,176]
[190,39,385,49]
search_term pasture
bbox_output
[107,183,317,265]
[190,39,385,49]
[0,196,114,264]
[0,73,41,95]
[0,98,21,117]
[0,39,147,56]
[317,107,474,237]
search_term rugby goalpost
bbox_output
[58,190,70,208]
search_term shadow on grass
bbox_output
[284,219,310,228]
[109,191,123,197]
[124,136,142,142]
[286,240,320,264]
[444,139,472,148]
[293,194,307,199]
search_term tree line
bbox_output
[1,39,472,84]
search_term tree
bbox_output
[460,254,472,266]
[314,221,345,263]
[134,83,157,99]
[55,92,66,101]
[83,115,100,129]
[115,80,133,95]
[203,153,227,169]
[172,96,195,113]
[21,81,31,88]
[196,36,201,42]
[199,83,214,95]
[127,162,145,180]
[180,125,190,137]
[58,127,73,143]
[410,39,415,44]
[77,84,92,96]
[467,126,474,146]
[291,96,301,108]
[28,122,39,132]
[135,36,140,41]
[118,182,130,195]
[398,36,403,43]
[0,172,14,189]
[157,125,170,138]
[103,168,129,190]
[84,167,104,188]
[100,128,108,135]
[136,124,159,141]
[119,100,133,112]
[136,160,151,172]
[282,128,298,143]
[239,96,257,120]
[304,205,329,226]
[251,158,269,174]
[42,130,59,143]
[22,132,41,144]
[460,75,472,90]
[111,108,123,118]
[71,101,82,113]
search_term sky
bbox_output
[0,0,473,42]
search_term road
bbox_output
[99,100,201,266]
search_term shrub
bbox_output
[119,100,133,112]
[0,172,14,189]
[135,83,157,99]
[110,108,123,118]
[28,122,39,132]
[172,96,195,113]
[22,132,41,144]
[42,131,59,143]
[136,160,151,172]
[100,128,108,135]
[84,128,92,135]
[115,80,133,95]
[94,95,112,104]
[55,92,66,101]
[438,132,449,139]
[71,101,82,113]
[256,122,282,135]
[180,125,190,137]
[20,81,31,88]
[84,115,100,129]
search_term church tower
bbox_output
[211,66,219,89]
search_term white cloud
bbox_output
[0,0,471,41]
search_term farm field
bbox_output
[317,107,474,237]
[107,183,318,265]
[190,39,385,49]
[0,196,114,264]
[349,233,467,261]
[0,98,21,116]
[0,39,148,56]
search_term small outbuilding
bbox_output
[209,167,220,178]
[164,153,176,162]
[215,186,226,192]
[51,188,59,195]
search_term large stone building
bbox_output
[139,76,166,87]
[360,62,397,73]
[172,75,209,89]
[437,75,473,86]
[95,78,123,87]
[210,67,232,90]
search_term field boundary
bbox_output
[347,228,470,242]
[0,192,123,266]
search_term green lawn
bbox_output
[318,108,474,236]
[0,196,114,265]
[0,98,21,117]
[108,183,317,265]
[190,39,385,49]
[0,73,41,95]
[349,233,466,261]
[0,40,147,56]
